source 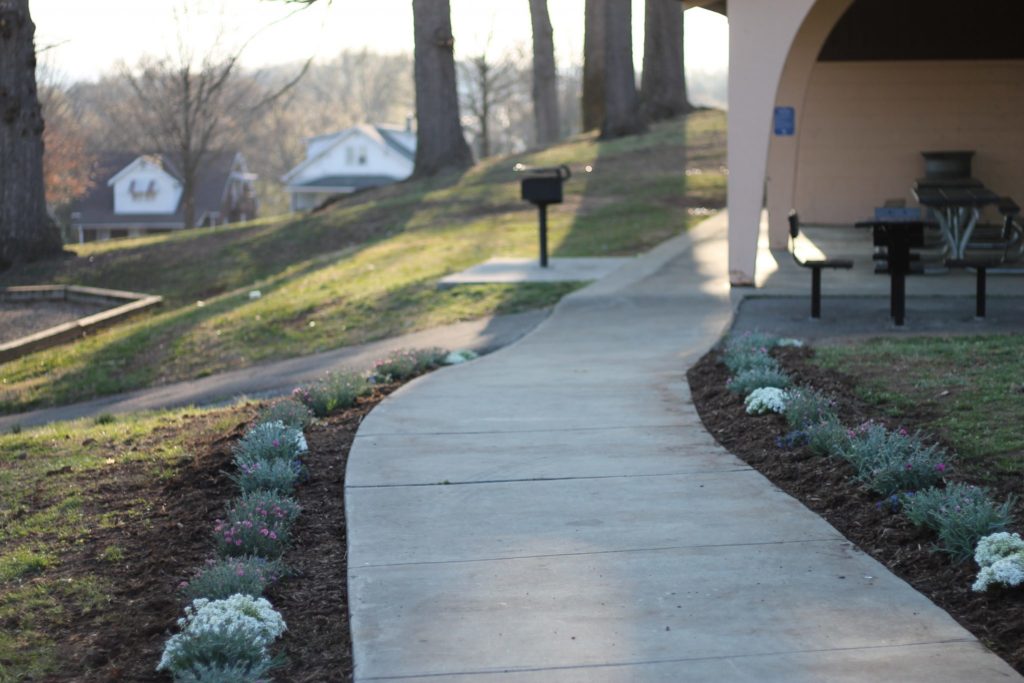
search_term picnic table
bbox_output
[855,218,929,326]
[913,179,1002,260]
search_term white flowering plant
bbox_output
[776,338,805,348]
[443,349,479,365]
[973,532,1024,592]
[157,594,286,678]
[744,387,788,415]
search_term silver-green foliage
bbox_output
[726,367,791,396]
[372,347,448,382]
[233,421,306,464]
[258,399,314,429]
[230,455,302,495]
[722,332,780,374]
[181,557,285,602]
[293,371,370,417]
[171,661,279,683]
[784,387,837,430]
[902,483,1015,562]
[842,422,948,495]
[803,418,851,457]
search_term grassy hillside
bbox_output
[0,111,727,414]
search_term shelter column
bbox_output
[727,0,817,285]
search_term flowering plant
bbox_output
[156,594,286,677]
[258,399,314,429]
[293,370,370,416]
[727,367,791,396]
[744,387,788,415]
[234,421,307,464]
[180,557,285,602]
[443,349,478,365]
[215,491,301,559]
[902,483,1013,562]
[842,422,948,495]
[230,456,302,495]
[372,347,447,382]
[973,532,1024,592]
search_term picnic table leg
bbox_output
[894,271,906,326]
[811,267,822,319]
[976,267,987,318]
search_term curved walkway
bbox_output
[346,214,1021,682]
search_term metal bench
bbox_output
[788,211,853,319]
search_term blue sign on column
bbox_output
[774,106,796,136]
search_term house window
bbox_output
[346,147,356,165]
[357,146,367,165]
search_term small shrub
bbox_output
[258,399,313,430]
[94,413,116,425]
[775,430,809,450]
[234,421,307,463]
[842,423,949,495]
[902,483,1014,562]
[230,456,302,495]
[180,557,285,602]
[783,387,837,430]
[803,418,850,457]
[744,387,788,415]
[722,332,780,372]
[171,661,279,683]
[727,367,791,396]
[973,532,1024,592]
[157,594,286,677]
[215,491,301,559]
[372,347,447,383]
[293,371,370,417]
[443,349,478,365]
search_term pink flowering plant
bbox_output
[258,399,314,429]
[215,491,301,559]
[841,421,949,495]
[230,456,302,495]
[179,556,286,602]
[292,370,370,417]
[372,348,447,383]
[233,421,307,464]
[901,483,1015,562]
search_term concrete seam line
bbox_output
[350,537,847,569]
[358,638,979,681]
[354,423,695,438]
[345,467,755,489]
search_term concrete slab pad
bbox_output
[350,541,977,680]
[364,641,1018,682]
[439,257,632,286]
[346,425,734,487]
[347,470,839,566]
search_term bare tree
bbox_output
[581,0,605,132]
[528,0,560,146]
[37,70,94,209]
[459,47,520,159]
[0,0,63,267]
[411,0,473,177]
[600,0,647,139]
[641,0,692,121]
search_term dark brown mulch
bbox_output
[687,346,1024,674]
[47,387,397,682]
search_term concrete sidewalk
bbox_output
[0,310,546,431]
[345,213,1021,681]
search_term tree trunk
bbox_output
[411,0,473,177]
[0,0,62,267]
[600,0,647,139]
[581,0,605,132]
[528,0,560,146]
[641,0,692,121]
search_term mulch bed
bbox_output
[687,345,1024,674]
[47,388,398,682]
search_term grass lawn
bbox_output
[0,405,248,679]
[0,111,726,414]
[814,334,1024,474]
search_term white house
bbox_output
[70,151,258,242]
[281,123,417,212]
[688,0,1024,285]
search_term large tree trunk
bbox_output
[411,0,473,177]
[580,0,605,132]
[0,0,62,267]
[600,0,647,139]
[641,0,692,121]
[528,0,560,146]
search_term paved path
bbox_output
[346,214,1021,682]
[0,311,547,431]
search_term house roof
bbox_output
[282,124,416,183]
[289,175,400,192]
[71,151,246,227]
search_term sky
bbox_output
[31,0,729,84]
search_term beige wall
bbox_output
[794,59,1024,225]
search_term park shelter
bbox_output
[689,0,1024,285]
